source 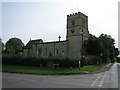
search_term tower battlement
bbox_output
[67,12,88,19]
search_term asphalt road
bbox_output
[2,63,120,89]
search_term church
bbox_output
[23,12,89,58]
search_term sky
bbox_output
[1,0,119,48]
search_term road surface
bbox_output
[2,63,120,89]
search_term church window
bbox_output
[45,47,47,55]
[56,49,58,54]
[62,51,64,56]
[38,48,42,56]
[49,52,52,56]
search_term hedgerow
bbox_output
[2,54,101,68]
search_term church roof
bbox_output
[23,39,43,49]
[42,40,66,44]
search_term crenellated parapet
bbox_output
[67,12,88,19]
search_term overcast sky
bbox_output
[1,0,119,48]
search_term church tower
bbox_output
[66,12,89,58]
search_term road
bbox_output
[2,63,120,89]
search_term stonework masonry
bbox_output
[23,12,89,58]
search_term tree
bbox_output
[109,47,119,62]
[0,38,5,54]
[85,34,101,56]
[85,33,117,63]
[98,34,115,62]
[84,34,102,64]
[114,48,119,58]
[5,37,24,54]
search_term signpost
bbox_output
[79,60,81,70]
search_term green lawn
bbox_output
[2,63,111,75]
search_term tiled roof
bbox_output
[23,39,43,49]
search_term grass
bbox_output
[81,63,109,72]
[2,63,111,75]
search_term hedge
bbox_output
[2,54,101,68]
[2,54,80,68]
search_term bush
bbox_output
[81,55,101,66]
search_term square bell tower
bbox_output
[66,12,89,58]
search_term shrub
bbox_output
[81,55,101,66]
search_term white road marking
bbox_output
[3,76,38,82]
[98,71,108,87]
[91,71,108,87]
[91,73,102,86]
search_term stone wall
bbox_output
[35,41,67,57]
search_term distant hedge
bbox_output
[2,54,80,68]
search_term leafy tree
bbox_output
[85,34,101,56]
[2,42,5,52]
[109,47,119,62]
[84,34,102,64]
[114,48,119,58]
[5,37,24,54]
[98,34,115,62]
[85,33,117,63]
[98,34,115,49]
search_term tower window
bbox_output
[82,20,86,27]
[72,20,75,26]
[71,29,74,33]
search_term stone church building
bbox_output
[23,12,89,58]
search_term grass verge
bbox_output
[2,63,111,75]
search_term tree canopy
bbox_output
[85,33,119,63]
[5,37,24,54]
